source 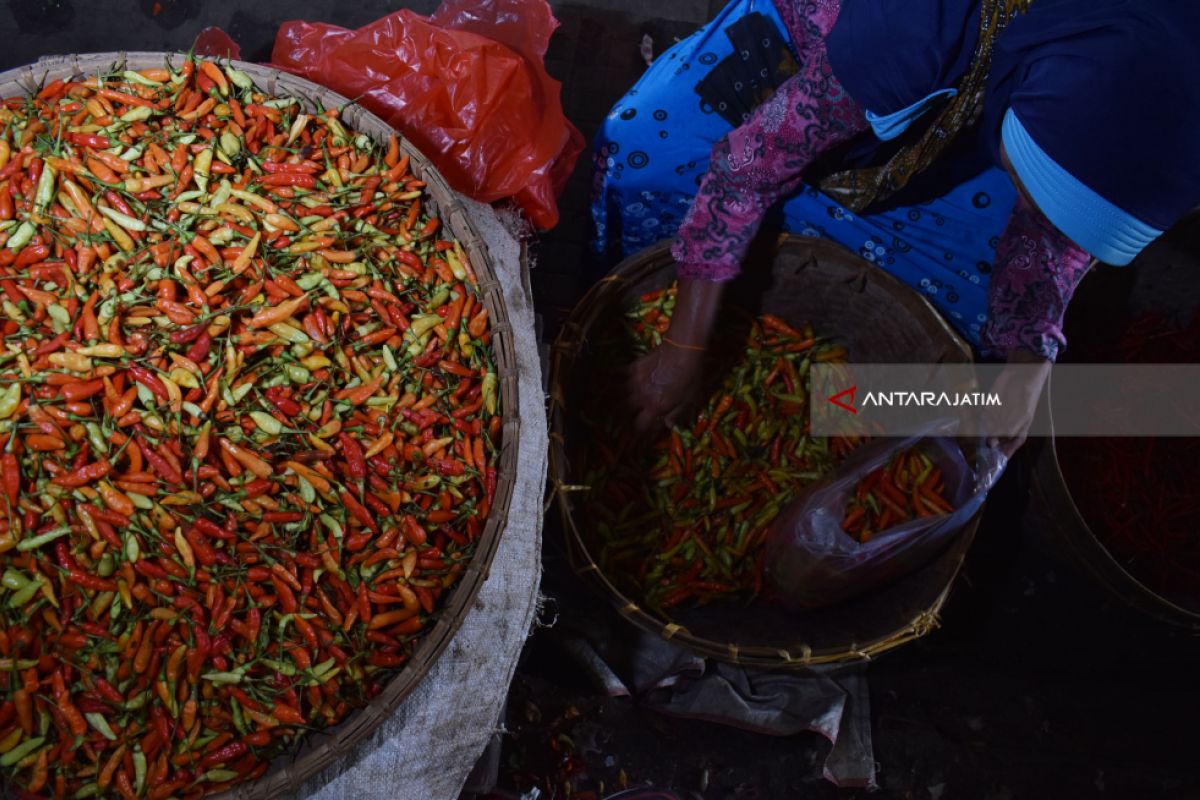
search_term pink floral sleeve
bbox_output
[671,2,867,281]
[981,196,1094,361]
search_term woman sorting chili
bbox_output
[591,0,1200,454]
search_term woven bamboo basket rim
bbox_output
[0,52,524,798]
[548,236,981,669]
[1032,380,1200,629]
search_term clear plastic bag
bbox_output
[764,430,1007,610]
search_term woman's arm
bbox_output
[982,194,1094,361]
[628,59,867,431]
[671,47,869,281]
[981,195,1093,454]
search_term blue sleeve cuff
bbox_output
[1001,108,1162,266]
[864,88,957,141]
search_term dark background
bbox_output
[2,2,1200,798]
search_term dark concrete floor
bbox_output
[2,3,1199,799]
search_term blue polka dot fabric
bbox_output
[590,0,1019,347]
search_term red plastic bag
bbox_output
[764,432,1007,610]
[271,0,584,229]
[194,27,242,60]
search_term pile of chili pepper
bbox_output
[840,447,954,543]
[1057,311,1200,608]
[578,285,862,615]
[0,58,500,798]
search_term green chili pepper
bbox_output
[1,569,28,591]
[0,736,44,766]
[268,322,309,344]
[295,272,325,291]
[85,712,117,741]
[319,513,343,540]
[120,105,153,123]
[34,164,56,211]
[205,769,241,782]
[226,67,253,90]
[133,748,147,794]
[85,422,109,455]
[99,206,147,232]
[0,383,19,420]
[481,371,498,416]
[260,659,297,677]
[6,221,34,252]
[249,411,283,436]
[16,526,70,551]
[230,698,246,733]
[124,690,150,711]
[202,671,244,684]
[124,534,140,563]
[122,70,162,87]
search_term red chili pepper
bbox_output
[261,161,320,174]
[138,437,182,483]
[128,366,169,402]
[1,452,19,508]
[183,528,219,567]
[0,158,24,182]
[271,573,297,613]
[402,515,428,546]
[429,456,465,477]
[185,331,212,363]
[338,432,366,481]
[484,467,498,508]
[60,379,105,401]
[169,322,207,344]
[92,677,125,705]
[193,517,234,540]
[133,561,170,582]
[340,490,379,535]
[51,459,111,488]
[243,479,272,499]
[65,132,112,149]
[259,173,317,188]
[104,190,135,217]
[14,243,50,269]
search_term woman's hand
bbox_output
[628,340,707,433]
[985,349,1052,457]
[626,276,725,433]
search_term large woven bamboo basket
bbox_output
[0,53,523,798]
[550,235,982,668]
[1024,263,1200,630]
[1028,408,1200,630]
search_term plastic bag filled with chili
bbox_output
[763,425,1006,610]
[269,0,584,230]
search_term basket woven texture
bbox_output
[550,235,983,669]
[0,52,526,798]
